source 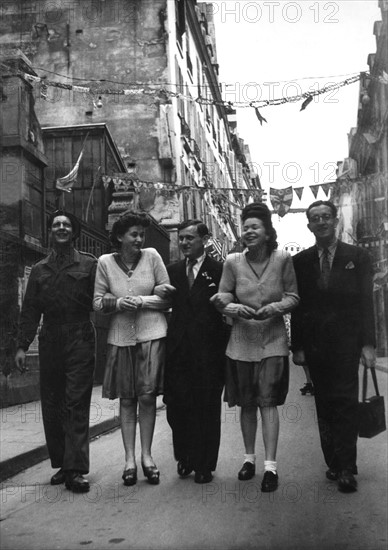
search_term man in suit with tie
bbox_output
[155,220,228,483]
[291,200,376,492]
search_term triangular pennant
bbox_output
[310,184,320,198]
[320,183,332,197]
[293,187,304,201]
[270,187,293,218]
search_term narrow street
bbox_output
[1,365,387,550]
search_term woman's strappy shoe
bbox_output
[122,466,137,486]
[141,461,160,485]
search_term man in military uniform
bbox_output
[15,210,97,493]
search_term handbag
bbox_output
[358,367,386,438]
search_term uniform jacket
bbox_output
[17,249,97,351]
[291,241,375,355]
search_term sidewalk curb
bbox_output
[0,401,166,484]
[376,360,388,373]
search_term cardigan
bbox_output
[219,250,299,362]
[93,248,170,346]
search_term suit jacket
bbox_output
[164,255,228,405]
[291,241,375,357]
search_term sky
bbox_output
[211,0,382,249]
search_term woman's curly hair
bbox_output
[110,210,150,249]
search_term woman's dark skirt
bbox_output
[102,339,165,399]
[224,355,289,408]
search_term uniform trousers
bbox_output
[39,322,95,474]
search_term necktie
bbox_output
[321,248,331,288]
[187,259,196,289]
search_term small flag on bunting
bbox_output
[309,184,320,198]
[293,187,304,201]
[300,96,313,111]
[270,187,293,218]
[254,107,267,126]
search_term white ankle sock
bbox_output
[244,453,256,464]
[264,460,277,473]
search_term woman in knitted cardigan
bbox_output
[93,211,170,486]
[211,203,299,492]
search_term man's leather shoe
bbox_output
[238,462,255,481]
[338,470,357,493]
[177,460,193,478]
[50,469,66,485]
[65,472,90,493]
[326,469,339,481]
[261,471,279,492]
[194,471,213,484]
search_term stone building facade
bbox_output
[334,0,388,355]
[1,0,262,260]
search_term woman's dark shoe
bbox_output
[300,383,314,396]
[261,471,279,492]
[238,462,255,481]
[142,462,160,485]
[122,467,137,486]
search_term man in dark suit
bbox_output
[291,200,376,493]
[156,220,228,484]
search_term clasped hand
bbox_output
[210,293,273,320]
[119,295,142,311]
[239,305,273,320]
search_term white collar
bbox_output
[186,252,206,265]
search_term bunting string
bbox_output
[8,68,387,111]
[100,171,387,216]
